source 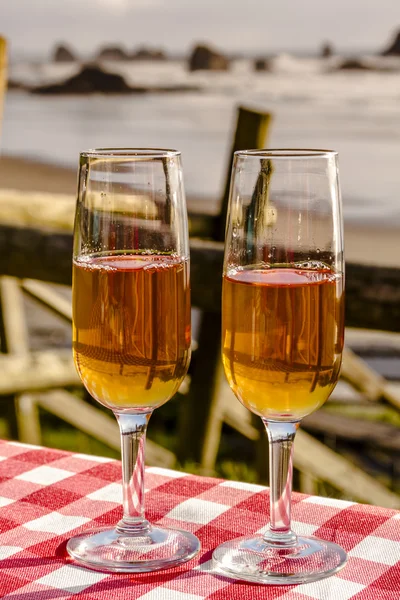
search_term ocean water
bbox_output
[2,57,400,226]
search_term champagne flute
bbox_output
[68,148,200,572]
[213,149,346,584]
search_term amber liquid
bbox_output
[73,254,191,410]
[222,267,344,420]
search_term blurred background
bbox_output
[0,0,399,506]
[1,0,400,224]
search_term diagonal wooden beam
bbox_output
[0,349,81,395]
[36,389,176,467]
[22,279,72,322]
[294,429,400,509]
[341,346,400,410]
[0,276,41,444]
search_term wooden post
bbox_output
[177,311,222,465]
[294,429,400,509]
[0,37,7,138]
[21,280,72,321]
[299,472,319,496]
[178,106,272,466]
[0,276,41,443]
[215,106,272,242]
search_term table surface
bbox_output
[0,440,398,600]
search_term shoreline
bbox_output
[1,154,399,268]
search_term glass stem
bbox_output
[115,412,152,535]
[262,420,299,546]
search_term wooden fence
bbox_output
[0,191,399,508]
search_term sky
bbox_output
[2,0,400,59]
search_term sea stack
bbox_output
[381,29,400,55]
[53,44,77,62]
[96,46,130,61]
[31,65,133,94]
[188,44,229,71]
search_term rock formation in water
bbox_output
[321,42,334,58]
[32,65,134,94]
[188,44,229,71]
[337,58,372,71]
[96,46,130,61]
[30,65,201,95]
[53,44,77,62]
[131,47,167,60]
[8,79,28,91]
[381,29,400,55]
[253,58,270,72]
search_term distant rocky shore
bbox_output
[52,43,168,63]
[49,27,400,67]
[7,29,400,95]
[30,65,200,95]
[13,43,232,95]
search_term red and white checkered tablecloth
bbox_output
[0,439,398,600]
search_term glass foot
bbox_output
[67,525,201,573]
[212,534,347,585]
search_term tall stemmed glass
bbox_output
[68,148,200,572]
[213,150,346,584]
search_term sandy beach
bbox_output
[0,155,78,194]
[1,153,399,269]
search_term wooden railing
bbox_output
[0,37,6,138]
[0,190,399,508]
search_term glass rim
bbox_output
[80,147,181,159]
[235,149,338,159]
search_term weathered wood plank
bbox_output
[0,189,75,230]
[0,223,224,312]
[2,190,400,263]
[294,429,400,509]
[22,280,72,322]
[303,409,400,452]
[0,349,81,395]
[0,277,30,354]
[200,380,259,472]
[223,392,260,441]
[341,347,400,410]
[188,212,215,238]
[299,472,319,495]
[0,37,7,138]
[0,188,215,238]
[36,389,176,467]
[190,238,224,313]
[0,222,399,331]
[345,262,400,333]
[177,311,221,463]
[215,106,272,241]
[15,393,41,445]
[0,276,41,444]
[186,108,272,465]
[0,223,73,286]
[201,378,400,505]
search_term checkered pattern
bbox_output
[0,440,398,599]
